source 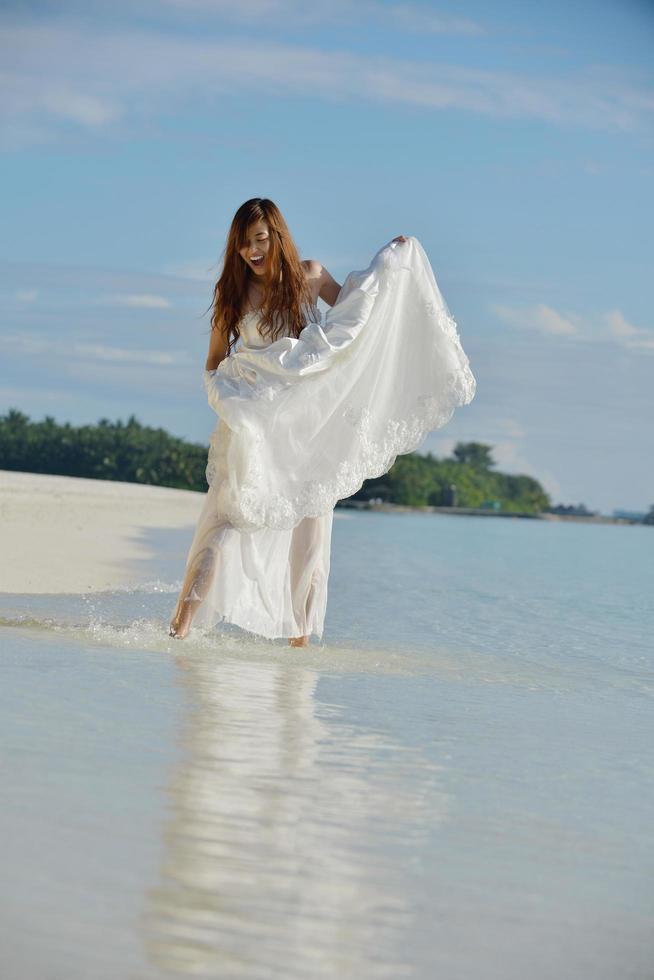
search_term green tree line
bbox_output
[0,409,550,512]
[0,408,208,491]
[351,441,550,513]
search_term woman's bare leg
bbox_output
[169,545,218,639]
[286,514,330,648]
[169,511,235,639]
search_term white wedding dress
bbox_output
[174,235,476,640]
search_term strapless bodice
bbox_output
[237,302,321,350]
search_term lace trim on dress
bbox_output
[203,308,475,531]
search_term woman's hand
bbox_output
[391,235,409,243]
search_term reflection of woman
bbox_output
[143,653,450,976]
[169,197,475,646]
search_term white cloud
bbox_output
[0,257,206,298]
[41,85,120,126]
[1,20,652,149]
[72,342,184,365]
[492,440,563,499]
[15,289,38,303]
[0,334,51,356]
[492,301,654,351]
[605,308,654,350]
[106,293,172,309]
[494,416,526,440]
[156,0,486,35]
[162,259,219,282]
[580,158,606,175]
[531,304,579,336]
[492,302,579,336]
[0,331,190,366]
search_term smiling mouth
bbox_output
[250,256,264,266]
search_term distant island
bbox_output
[1,408,650,526]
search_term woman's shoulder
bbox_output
[301,259,323,307]
[301,258,323,284]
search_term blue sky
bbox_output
[1,0,653,514]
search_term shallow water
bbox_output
[1,512,652,979]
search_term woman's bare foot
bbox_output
[288,634,310,647]
[169,597,201,639]
[169,619,188,639]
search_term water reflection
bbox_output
[143,653,448,978]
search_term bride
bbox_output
[169,197,476,646]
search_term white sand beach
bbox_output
[0,469,205,593]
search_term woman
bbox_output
[169,197,476,645]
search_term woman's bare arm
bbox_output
[304,259,342,308]
[205,325,230,371]
[317,264,343,307]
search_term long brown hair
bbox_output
[207,198,319,355]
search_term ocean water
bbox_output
[1,511,652,979]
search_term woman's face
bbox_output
[239,219,270,279]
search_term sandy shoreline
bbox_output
[0,469,205,593]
